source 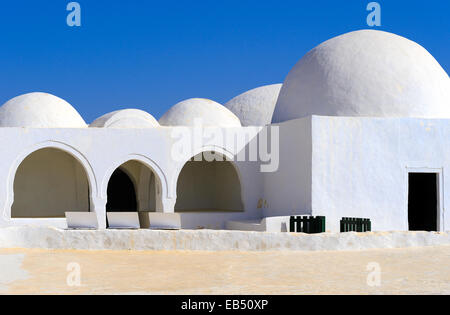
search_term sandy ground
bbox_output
[0,246,449,295]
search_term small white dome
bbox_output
[90,109,159,128]
[225,84,282,126]
[0,92,87,128]
[159,98,242,127]
[273,30,450,123]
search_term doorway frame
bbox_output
[406,167,444,232]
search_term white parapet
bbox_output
[0,226,449,252]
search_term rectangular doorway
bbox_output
[408,173,438,232]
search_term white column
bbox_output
[160,198,176,213]
[91,196,107,229]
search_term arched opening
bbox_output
[106,168,137,212]
[106,160,160,213]
[12,148,90,218]
[175,152,244,212]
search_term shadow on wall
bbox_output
[175,152,244,213]
[11,148,243,219]
[12,148,90,218]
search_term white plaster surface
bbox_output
[2,116,450,233]
[262,117,312,218]
[228,216,298,232]
[12,148,89,218]
[0,127,262,230]
[227,220,265,232]
[90,109,159,128]
[159,98,242,127]
[175,158,244,212]
[225,84,282,126]
[0,93,87,128]
[0,227,448,252]
[310,116,450,232]
[273,30,450,123]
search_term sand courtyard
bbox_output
[0,245,448,295]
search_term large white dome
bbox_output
[90,109,159,128]
[273,30,450,123]
[0,92,87,128]
[159,98,241,127]
[225,84,282,126]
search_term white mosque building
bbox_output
[0,30,449,232]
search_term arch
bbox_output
[170,145,237,196]
[174,147,245,212]
[101,154,168,211]
[4,141,98,220]
[101,154,168,199]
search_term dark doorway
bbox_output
[408,173,438,231]
[106,168,137,213]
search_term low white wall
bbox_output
[0,227,449,252]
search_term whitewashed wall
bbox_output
[262,117,312,218]
[311,116,450,232]
[1,117,448,232]
[12,148,89,218]
[0,127,262,229]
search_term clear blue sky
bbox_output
[0,0,448,123]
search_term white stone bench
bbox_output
[107,212,140,229]
[139,212,181,230]
[65,212,98,230]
